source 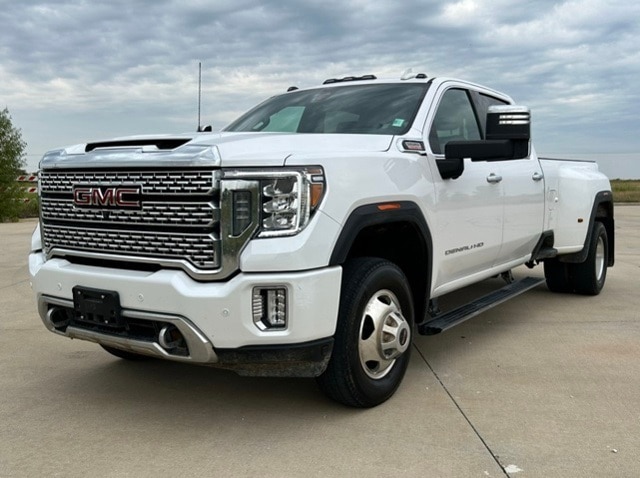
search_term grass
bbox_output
[18,195,39,218]
[611,180,640,203]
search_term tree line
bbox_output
[0,107,28,222]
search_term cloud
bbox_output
[1,0,639,169]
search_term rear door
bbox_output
[471,92,545,264]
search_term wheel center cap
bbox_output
[399,328,408,347]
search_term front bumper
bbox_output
[30,252,342,376]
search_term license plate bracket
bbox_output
[72,286,124,329]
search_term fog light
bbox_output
[252,287,287,330]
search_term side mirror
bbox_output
[445,139,514,163]
[444,105,531,165]
[486,105,530,141]
[486,105,530,159]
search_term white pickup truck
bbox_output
[29,73,614,407]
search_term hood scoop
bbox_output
[85,138,191,152]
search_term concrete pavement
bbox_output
[1,208,638,477]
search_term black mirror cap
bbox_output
[445,140,514,162]
[486,105,530,141]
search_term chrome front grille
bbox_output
[42,225,217,268]
[40,170,215,195]
[41,198,218,227]
[39,168,221,277]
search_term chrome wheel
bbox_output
[358,289,411,380]
[595,234,606,281]
[317,258,414,407]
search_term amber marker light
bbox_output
[377,203,402,211]
[310,183,324,209]
[308,167,325,211]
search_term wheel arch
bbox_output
[560,190,615,266]
[329,201,433,324]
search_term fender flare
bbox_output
[559,190,615,265]
[329,201,433,322]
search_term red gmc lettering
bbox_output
[73,187,140,208]
[114,188,140,207]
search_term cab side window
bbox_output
[428,89,481,155]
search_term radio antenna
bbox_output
[197,61,202,132]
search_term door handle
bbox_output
[532,172,544,181]
[486,173,502,184]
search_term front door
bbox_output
[425,87,504,295]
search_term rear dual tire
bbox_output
[544,221,608,296]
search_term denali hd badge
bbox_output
[445,242,484,256]
[72,185,142,209]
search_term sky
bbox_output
[1,0,639,176]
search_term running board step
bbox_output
[418,277,545,335]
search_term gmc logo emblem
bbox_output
[72,185,142,209]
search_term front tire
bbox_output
[317,258,414,408]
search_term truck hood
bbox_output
[40,132,393,169]
[199,132,392,167]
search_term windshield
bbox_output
[223,83,429,135]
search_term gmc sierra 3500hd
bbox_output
[29,72,614,407]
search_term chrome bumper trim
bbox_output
[38,295,218,364]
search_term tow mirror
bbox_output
[444,105,531,167]
[486,105,530,141]
[486,105,530,159]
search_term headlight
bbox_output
[259,168,325,237]
[223,167,325,238]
